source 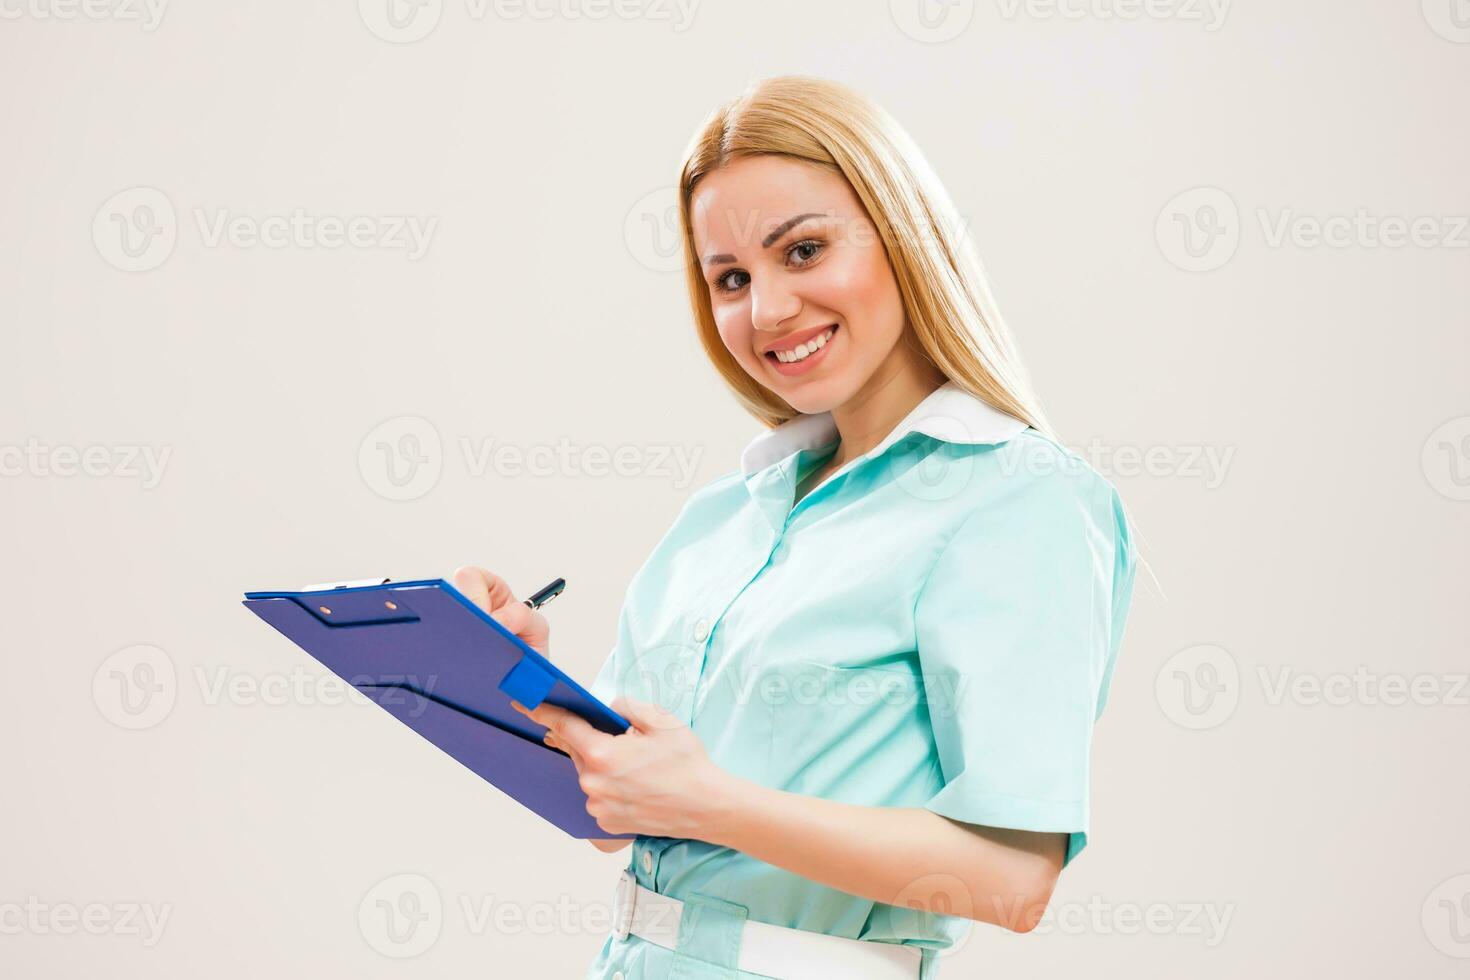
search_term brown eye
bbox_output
[714,269,750,294]
[788,239,824,265]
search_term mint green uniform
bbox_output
[586,381,1139,980]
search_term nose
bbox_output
[749,270,802,339]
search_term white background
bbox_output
[2,1,1467,977]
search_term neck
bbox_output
[825,336,946,468]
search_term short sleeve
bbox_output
[913,468,1138,867]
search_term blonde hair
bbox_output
[676,74,1057,441]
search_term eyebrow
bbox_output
[701,212,827,267]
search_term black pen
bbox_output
[522,577,566,610]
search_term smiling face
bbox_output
[690,154,914,415]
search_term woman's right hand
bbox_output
[450,566,551,657]
[453,566,629,854]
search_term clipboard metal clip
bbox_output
[298,577,393,592]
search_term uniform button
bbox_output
[641,850,654,874]
[692,618,710,642]
[614,972,626,980]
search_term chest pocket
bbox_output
[762,659,943,804]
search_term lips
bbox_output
[764,323,838,377]
[762,323,839,358]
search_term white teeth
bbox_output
[774,327,835,363]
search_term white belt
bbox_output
[611,869,922,979]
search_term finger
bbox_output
[488,600,547,647]
[511,698,557,723]
[515,702,583,765]
[611,696,681,733]
[452,568,550,653]
[513,699,575,735]
[548,737,592,779]
[451,566,513,613]
[515,700,608,759]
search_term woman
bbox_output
[455,75,1138,979]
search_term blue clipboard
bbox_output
[241,578,632,839]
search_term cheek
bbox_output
[823,247,905,334]
[714,306,753,357]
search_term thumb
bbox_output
[611,696,681,733]
[489,602,550,656]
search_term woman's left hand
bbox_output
[511,696,736,842]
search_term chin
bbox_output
[772,377,852,416]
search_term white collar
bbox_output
[739,380,1030,479]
